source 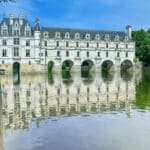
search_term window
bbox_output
[75,33,80,39]
[55,32,60,38]
[66,51,69,57]
[87,42,89,48]
[76,41,79,47]
[14,30,19,36]
[87,51,89,57]
[57,51,60,57]
[45,51,47,57]
[14,38,19,45]
[97,52,100,57]
[26,30,30,37]
[26,40,30,46]
[126,44,128,49]
[26,49,30,57]
[116,44,118,49]
[56,41,59,47]
[126,52,128,57]
[106,51,108,57]
[95,34,100,40]
[106,43,108,48]
[66,41,69,47]
[96,42,99,48]
[44,41,47,47]
[2,29,7,36]
[2,49,7,57]
[13,47,19,56]
[117,52,120,57]
[77,51,80,57]
[85,34,90,40]
[2,40,7,46]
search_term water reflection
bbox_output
[0,70,142,132]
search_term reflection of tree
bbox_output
[135,70,150,110]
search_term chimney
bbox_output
[9,14,14,25]
[19,14,23,25]
[126,25,132,40]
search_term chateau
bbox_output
[0,14,136,75]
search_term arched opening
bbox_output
[62,60,74,71]
[48,61,54,74]
[13,62,20,85]
[121,60,133,72]
[102,60,114,72]
[81,60,94,78]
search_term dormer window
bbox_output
[26,30,30,37]
[43,31,49,38]
[14,29,19,36]
[14,22,18,28]
[55,32,60,38]
[115,35,119,41]
[65,32,70,39]
[95,34,100,40]
[105,34,109,41]
[85,34,90,40]
[2,29,7,36]
[75,33,80,39]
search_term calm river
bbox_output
[0,68,150,150]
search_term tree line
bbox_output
[132,29,150,65]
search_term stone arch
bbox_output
[48,61,54,74]
[121,59,133,72]
[62,59,74,71]
[101,60,114,72]
[81,59,95,71]
[13,62,20,85]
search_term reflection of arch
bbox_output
[81,59,94,71]
[62,60,74,71]
[13,62,20,85]
[121,60,133,72]
[48,61,54,74]
[101,71,114,83]
[102,60,114,72]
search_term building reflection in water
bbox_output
[0,71,142,133]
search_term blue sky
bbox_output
[0,0,150,31]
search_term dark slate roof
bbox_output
[0,17,34,36]
[41,27,127,41]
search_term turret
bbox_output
[126,25,132,40]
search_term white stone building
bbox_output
[0,14,136,75]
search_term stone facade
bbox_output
[0,14,136,75]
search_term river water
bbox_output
[0,68,150,150]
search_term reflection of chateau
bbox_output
[0,14,136,74]
[0,72,142,131]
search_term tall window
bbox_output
[106,43,108,48]
[126,52,128,57]
[56,41,59,47]
[26,40,30,46]
[26,49,30,57]
[2,40,7,46]
[77,51,80,57]
[14,38,19,45]
[2,49,7,57]
[76,41,79,47]
[87,42,89,48]
[57,51,60,57]
[106,51,108,57]
[96,42,99,48]
[126,44,128,49]
[66,51,69,57]
[44,41,47,47]
[66,41,69,47]
[117,52,120,57]
[97,52,100,57]
[26,30,30,37]
[116,44,118,49]
[87,51,89,57]
[13,47,19,56]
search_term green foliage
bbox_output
[132,29,150,64]
[133,57,138,63]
